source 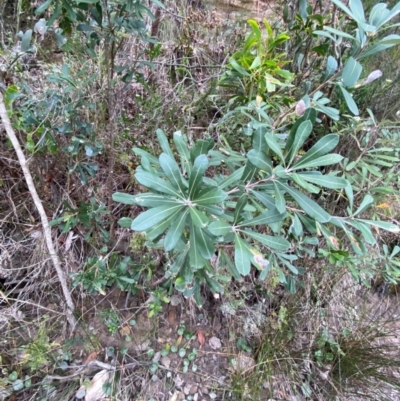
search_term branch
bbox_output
[0,92,77,329]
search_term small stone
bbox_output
[177,391,185,401]
[153,351,161,362]
[208,336,222,350]
[190,385,198,395]
[170,295,181,306]
[183,385,190,395]
[202,386,209,394]
[193,394,198,401]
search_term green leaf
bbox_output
[159,153,186,193]
[338,85,359,115]
[265,132,285,163]
[323,26,357,41]
[324,56,338,79]
[234,194,249,225]
[113,192,179,208]
[149,0,165,8]
[189,223,205,269]
[131,205,183,231]
[277,182,331,222]
[297,173,348,189]
[243,208,286,226]
[173,131,191,173]
[242,230,290,251]
[21,30,32,52]
[292,154,343,170]
[295,134,339,167]
[189,207,209,228]
[353,194,374,216]
[285,108,317,157]
[273,182,286,213]
[193,226,215,259]
[190,139,214,161]
[199,205,224,216]
[133,148,159,166]
[359,220,400,234]
[156,129,174,158]
[194,188,227,205]
[219,166,245,189]
[117,217,133,228]
[331,0,360,23]
[240,160,258,182]
[189,155,208,199]
[345,220,376,245]
[135,171,183,197]
[234,234,252,276]
[377,34,400,45]
[290,173,320,194]
[247,150,272,173]
[220,250,242,281]
[342,57,362,88]
[35,0,53,14]
[250,190,275,210]
[349,0,365,23]
[229,57,250,76]
[164,209,188,251]
[252,127,267,151]
[208,220,232,236]
[286,120,313,165]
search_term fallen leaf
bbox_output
[119,324,131,337]
[197,329,206,346]
[209,336,221,350]
[84,351,99,365]
[76,369,112,401]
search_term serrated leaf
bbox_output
[243,208,286,226]
[208,220,232,236]
[292,153,343,170]
[159,153,186,193]
[194,188,227,205]
[247,149,272,173]
[234,234,252,276]
[243,230,290,251]
[273,182,286,213]
[338,85,359,115]
[297,173,348,189]
[277,182,331,222]
[131,205,183,231]
[135,171,182,197]
[265,132,285,163]
[189,155,208,199]
[342,57,362,88]
[164,209,188,251]
[189,207,209,228]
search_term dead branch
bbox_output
[0,92,77,329]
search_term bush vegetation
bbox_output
[0,0,400,400]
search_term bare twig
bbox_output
[0,92,77,329]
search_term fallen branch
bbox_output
[0,92,77,329]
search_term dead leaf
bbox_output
[197,329,206,346]
[84,351,99,365]
[119,324,131,337]
[76,369,112,401]
[209,336,221,350]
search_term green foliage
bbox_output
[219,19,294,107]
[71,253,140,295]
[50,197,110,241]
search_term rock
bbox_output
[190,385,198,394]
[183,385,191,395]
[208,336,222,350]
